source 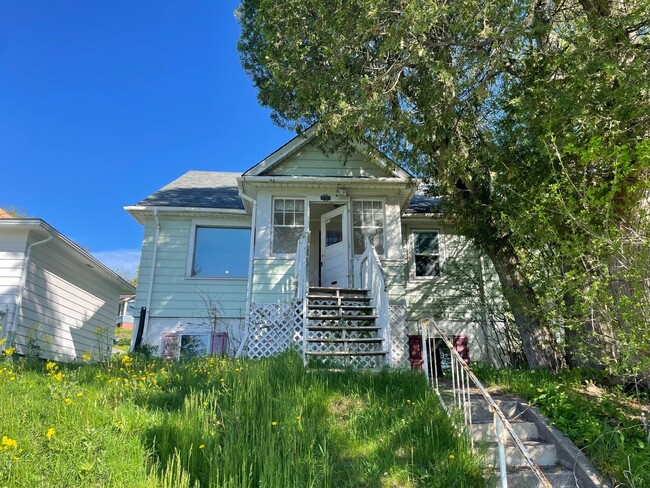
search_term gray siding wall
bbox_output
[14,234,125,362]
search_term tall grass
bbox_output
[0,351,486,487]
[474,364,650,487]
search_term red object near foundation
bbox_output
[453,335,470,365]
[408,334,424,370]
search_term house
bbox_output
[0,215,135,362]
[116,295,135,330]
[125,129,502,367]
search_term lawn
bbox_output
[0,350,486,487]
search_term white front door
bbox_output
[320,205,349,287]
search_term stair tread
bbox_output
[306,351,386,356]
[309,287,369,292]
[307,315,377,320]
[307,305,374,310]
[306,338,383,343]
[307,295,371,301]
[307,326,381,331]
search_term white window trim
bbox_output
[409,229,445,280]
[186,219,251,280]
[270,197,307,257]
[351,198,387,257]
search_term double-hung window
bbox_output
[190,227,250,278]
[272,198,305,254]
[352,200,385,254]
[412,231,442,278]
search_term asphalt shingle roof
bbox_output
[137,171,244,210]
[137,170,438,213]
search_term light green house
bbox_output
[125,128,502,367]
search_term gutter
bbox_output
[236,192,257,358]
[134,207,160,350]
[10,230,54,343]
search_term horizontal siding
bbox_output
[135,217,248,319]
[15,240,124,362]
[0,228,27,307]
[251,258,296,303]
[266,144,392,178]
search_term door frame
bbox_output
[319,203,351,287]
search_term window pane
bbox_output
[325,214,343,247]
[192,227,250,277]
[415,232,439,255]
[295,212,304,226]
[372,229,385,255]
[274,199,284,211]
[273,212,284,225]
[273,227,303,254]
[415,255,440,277]
[180,335,210,358]
[295,200,304,212]
[353,229,365,254]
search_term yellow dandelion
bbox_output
[3,346,15,356]
[271,421,278,426]
[64,398,72,405]
[220,378,225,382]
[82,351,91,362]
[76,392,83,397]
[0,337,6,346]
[198,444,205,449]
[295,416,301,421]
[46,428,56,439]
[1,436,18,450]
[449,454,455,460]
[46,361,57,371]
[9,376,16,381]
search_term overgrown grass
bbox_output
[0,351,486,487]
[474,365,650,487]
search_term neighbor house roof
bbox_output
[136,171,244,210]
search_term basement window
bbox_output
[161,332,228,360]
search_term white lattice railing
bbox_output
[359,235,391,366]
[294,232,310,364]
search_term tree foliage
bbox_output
[237,0,650,374]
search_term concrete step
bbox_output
[440,396,521,419]
[506,466,578,488]
[470,421,539,442]
[483,441,558,468]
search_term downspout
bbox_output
[237,192,257,358]
[137,208,160,350]
[10,230,54,343]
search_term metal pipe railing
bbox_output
[294,232,310,365]
[422,319,551,488]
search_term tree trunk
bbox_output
[484,240,565,371]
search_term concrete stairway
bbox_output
[467,394,578,487]
[304,287,387,368]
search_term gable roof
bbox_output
[135,171,244,210]
[243,127,412,180]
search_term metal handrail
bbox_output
[422,319,551,488]
[359,235,391,366]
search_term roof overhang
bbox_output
[0,219,135,293]
[124,205,250,225]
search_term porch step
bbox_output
[307,315,377,321]
[483,441,558,468]
[306,338,383,343]
[304,286,387,368]
[306,326,380,332]
[470,421,539,442]
[506,466,578,488]
[306,351,387,357]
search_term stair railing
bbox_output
[294,231,310,365]
[359,235,391,366]
[421,319,551,488]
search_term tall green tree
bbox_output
[237,0,650,371]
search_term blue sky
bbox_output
[0,1,292,277]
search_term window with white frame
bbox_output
[190,227,250,277]
[412,231,442,277]
[272,198,305,254]
[352,200,385,254]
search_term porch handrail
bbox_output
[359,235,391,366]
[422,319,551,488]
[294,232,310,365]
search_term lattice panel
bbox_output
[390,305,409,369]
[245,302,303,358]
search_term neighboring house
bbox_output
[0,216,135,362]
[125,128,502,367]
[116,295,135,330]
